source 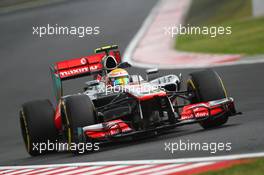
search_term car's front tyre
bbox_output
[61,95,97,154]
[187,69,228,129]
[19,100,58,156]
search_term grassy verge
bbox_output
[0,0,64,14]
[184,0,252,26]
[198,158,264,175]
[0,0,35,8]
[175,0,264,55]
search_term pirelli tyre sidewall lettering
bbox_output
[20,109,31,152]
[61,101,72,146]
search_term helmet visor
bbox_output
[111,76,129,86]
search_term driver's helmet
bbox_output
[108,68,129,86]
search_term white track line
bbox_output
[126,163,185,175]
[134,56,264,69]
[122,0,162,63]
[4,169,34,175]
[102,165,155,175]
[0,169,15,173]
[152,162,214,175]
[1,152,264,169]
[37,167,76,175]
[17,168,55,175]
[79,165,128,175]
[126,57,264,69]
[59,166,103,175]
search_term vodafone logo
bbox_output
[80,58,87,65]
[181,111,209,119]
[195,112,209,118]
[60,67,89,78]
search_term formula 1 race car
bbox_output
[19,45,240,156]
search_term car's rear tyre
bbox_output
[62,95,97,154]
[19,100,58,156]
[187,69,228,129]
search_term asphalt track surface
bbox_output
[0,0,264,166]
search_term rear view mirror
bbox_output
[146,68,159,75]
[118,62,132,68]
[85,80,99,87]
[84,80,99,91]
[103,55,118,70]
[146,68,159,81]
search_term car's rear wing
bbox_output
[50,46,121,102]
[51,51,121,80]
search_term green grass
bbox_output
[0,0,64,14]
[197,158,264,175]
[175,0,264,55]
[185,0,252,25]
[176,17,264,54]
[0,0,34,8]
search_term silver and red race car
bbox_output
[19,45,241,155]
